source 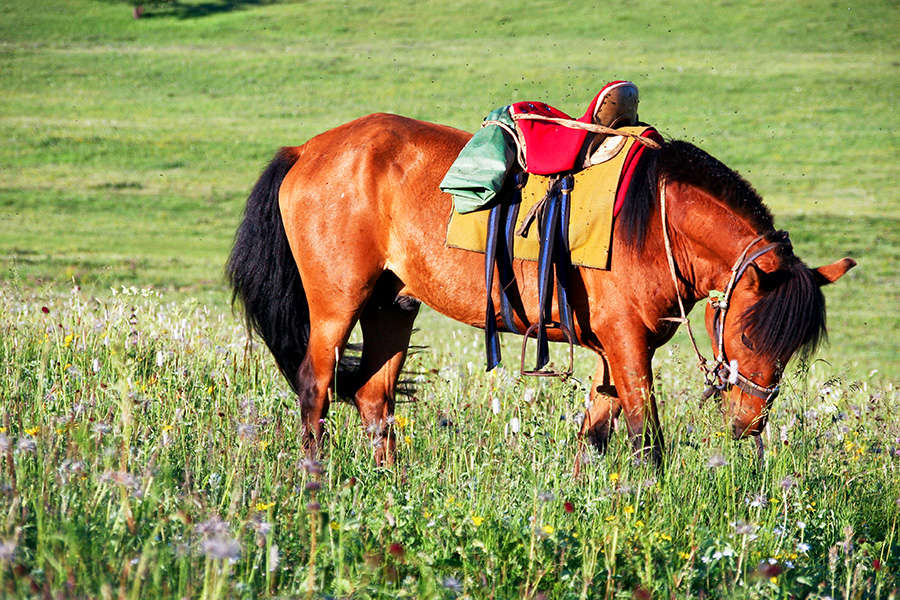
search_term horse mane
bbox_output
[620,139,774,249]
[620,139,826,360]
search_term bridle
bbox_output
[658,177,782,404]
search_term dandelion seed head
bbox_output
[707,452,727,468]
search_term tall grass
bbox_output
[0,283,896,598]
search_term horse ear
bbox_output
[744,262,765,290]
[811,257,857,286]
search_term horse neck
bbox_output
[664,182,776,300]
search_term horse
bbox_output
[227,112,855,467]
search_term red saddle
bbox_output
[511,80,638,175]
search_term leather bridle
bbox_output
[658,177,782,404]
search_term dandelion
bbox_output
[101,470,142,498]
[540,524,555,536]
[707,452,727,468]
[747,492,768,508]
[471,515,484,527]
[24,427,39,436]
[609,472,619,484]
[623,504,635,515]
[394,414,409,429]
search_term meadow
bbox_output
[0,0,898,597]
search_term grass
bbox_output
[0,284,897,598]
[0,0,898,597]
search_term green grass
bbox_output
[0,0,899,597]
[0,284,897,598]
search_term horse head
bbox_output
[704,246,856,439]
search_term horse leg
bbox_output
[604,341,664,467]
[296,310,361,458]
[355,282,420,466]
[574,353,622,476]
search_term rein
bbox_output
[658,177,781,403]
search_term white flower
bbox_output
[509,417,520,434]
[797,542,810,553]
[491,396,501,415]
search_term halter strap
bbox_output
[658,177,781,403]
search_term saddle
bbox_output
[510,80,640,174]
[440,81,656,376]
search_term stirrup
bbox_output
[519,321,575,378]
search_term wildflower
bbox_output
[24,427,39,436]
[634,520,644,528]
[623,504,635,515]
[747,492,768,508]
[300,458,324,474]
[305,481,321,492]
[0,539,15,562]
[388,542,405,560]
[780,475,797,491]
[509,417,520,434]
[255,501,276,512]
[329,521,339,531]
[564,501,574,513]
[442,576,463,593]
[16,437,36,453]
[471,515,484,527]
[707,452,727,468]
[523,388,535,403]
[538,491,555,503]
[101,470,142,498]
[797,542,810,553]
[252,519,272,538]
[91,358,101,373]
[537,524,554,537]
[306,501,320,512]
[491,395,501,414]
[64,333,74,347]
[609,472,619,484]
[267,544,280,572]
[200,535,241,561]
[733,521,757,536]
[678,551,690,559]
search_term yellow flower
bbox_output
[255,501,276,511]
[541,524,554,535]
[679,551,690,559]
[207,384,215,395]
[423,510,432,519]
[258,439,270,450]
[404,435,411,446]
[573,532,579,538]
[0,427,5,433]
[24,426,39,436]
[634,520,644,528]
[395,415,409,430]
[660,533,673,542]
[162,424,173,432]
[609,472,619,483]
[605,515,615,522]
[769,576,778,584]
[64,334,74,347]
[623,505,635,515]
[329,521,340,531]
[471,515,484,527]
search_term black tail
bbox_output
[227,148,309,392]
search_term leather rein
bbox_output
[658,177,781,404]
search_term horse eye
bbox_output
[741,332,755,351]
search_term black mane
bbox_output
[620,139,826,360]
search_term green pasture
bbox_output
[0,0,898,597]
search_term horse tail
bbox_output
[226,147,310,393]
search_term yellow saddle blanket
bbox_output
[445,128,649,270]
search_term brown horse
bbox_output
[227,113,855,467]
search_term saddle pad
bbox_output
[445,126,655,270]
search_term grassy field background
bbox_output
[1,0,898,597]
